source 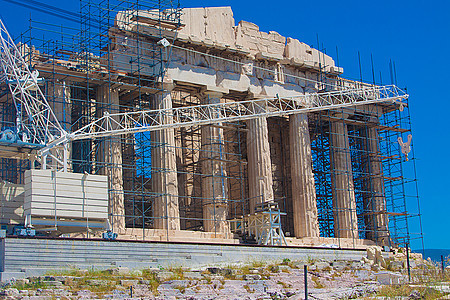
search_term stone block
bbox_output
[314,262,331,270]
[106,267,130,275]
[278,265,291,272]
[53,276,74,283]
[156,271,174,282]
[120,279,138,286]
[15,278,30,285]
[350,261,363,269]
[184,272,203,280]
[0,288,19,297]
[86,279,108,285]
[42,280,63,287]
[389,260,404,271]
[332,261,347,271]
[244,274,261,280]
[374,271,404,285]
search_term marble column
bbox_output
[247,105,274,213]
[289,113,320,238]
[48,80,71,170]
[364,127,389,244]
[151,83,180,230]
[96,85,125,233]
[201,91,229,233]
[330,120,359,239]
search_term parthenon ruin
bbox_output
[0,3,418,250]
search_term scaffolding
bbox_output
[309,97,421,248]
[0,1,422,248]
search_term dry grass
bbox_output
[377,285,445,299]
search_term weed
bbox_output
[173,285,186,294]
[168,267,184,280]
[306,256,317,265]
[311,276,325,289]
[10,280,47,291]
[377,285,444,299]
[267,264,279,273]
[243,284,254,293]
[277,280,292,289]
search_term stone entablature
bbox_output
[113,7,344,98]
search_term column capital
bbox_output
[163,81,175,92]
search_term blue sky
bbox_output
[1,0,448,250]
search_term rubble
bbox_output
[0,249,446,299]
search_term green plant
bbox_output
[10,280,47,291]
[306,256,317,265]
[168,267,185,280]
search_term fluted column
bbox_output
[96,85,125,233]
[364,127,389,244]
[201,91,229,233]
[247,105,274,212]
[330,120,359,239]
[151,83,180,230]
[289,113,319,238]
[48,80,71,170]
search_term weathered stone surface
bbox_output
[184,271,203,280]
[244,274,262,280]
[290,113,320,238]
[330,121,359,238]
[278,265,292,272]
[1,288,19,297]
[86,279,108,285]
[314,261,331,270]
[96,85,125,233]
[151,84,180,231]
[332,261,347,271]
[201,92,230,234]
[247,113,274,212]
[120,279,138,286]
[389,260,404,271]
[106,266,130,275]
[42,281,63,287]
[156,271,175,282]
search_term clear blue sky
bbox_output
[1,0,448,250]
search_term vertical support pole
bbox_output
[406,243,411,282]
[63,143,68,172]
[441,255,445,275]
[304,264,308,300]
[42,154,47,170]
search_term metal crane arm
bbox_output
[43,84,407,153]
[0,18,65,146]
